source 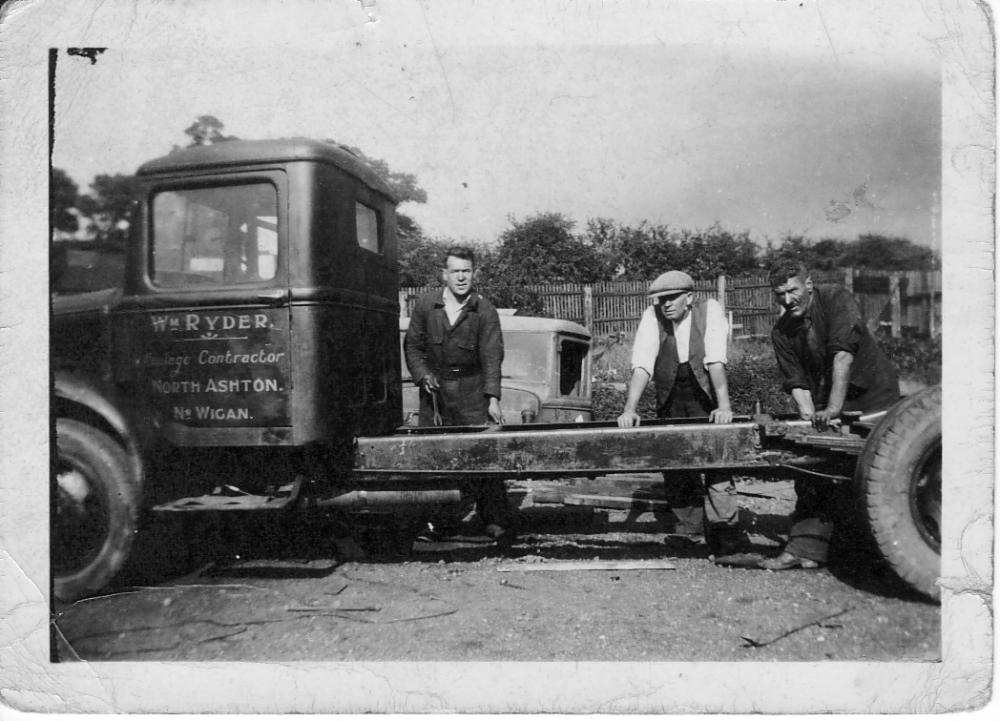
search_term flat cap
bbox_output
[647,270,694,297]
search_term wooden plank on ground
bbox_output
[497,559,676,572]
[562,494,670,511]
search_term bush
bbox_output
[877,335,941,386]
[724,339,797,415]
[592,383,657,421]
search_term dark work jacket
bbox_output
[404,288,504,399]
[771,284,899,413]
[653,301,714,412]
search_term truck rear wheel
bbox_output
[53,419,139,602]
[856,385,941,601]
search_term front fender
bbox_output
[53,372,144,491]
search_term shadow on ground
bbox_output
[107,496,926,604]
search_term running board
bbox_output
[152,478,302,512]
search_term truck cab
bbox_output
[121,139,402,448]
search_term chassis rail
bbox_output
[352,414,878,480]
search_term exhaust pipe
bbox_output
[317,489,463,510]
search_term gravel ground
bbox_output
[52,476,940,663]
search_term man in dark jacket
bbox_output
[760,263,900,570]
[404,246,513,544]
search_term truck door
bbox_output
[121,177,293,446]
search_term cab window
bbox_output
[355,202,381,254]
[151,183,278,287]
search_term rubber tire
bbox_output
[54,419,140,602]
[855,385,941,602]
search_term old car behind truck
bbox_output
[51,138,942,603]
[399,315,593,427]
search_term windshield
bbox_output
[151,183,278,288]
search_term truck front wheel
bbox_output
[856,385,941,602]
[53,419,139,602]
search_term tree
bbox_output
[761,235,845,274]
[674,225,759,279]
[50,167,79,232]
[399,233,450,286]
[839,234,937,270]
[762,233,937,274]
[492,212,604,285]
[584,218,679,280]
[85,174,141,222]
[585,220,763,280]
[183,115,239,147]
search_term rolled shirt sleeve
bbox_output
[702,298,729,366]
[630,305,660,377]
[825,287,864,357]
[771,323,811,393]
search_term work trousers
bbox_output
[418,374,487,427]
[784,480,853,563]
[659,364,739,542]
[418,374,514,529]
[784,387,899,563]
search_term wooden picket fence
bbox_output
[400,268,941,340]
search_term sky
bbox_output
[51,0,942,250]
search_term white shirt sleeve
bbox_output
[630,305,661,377]
[702,298,729,366]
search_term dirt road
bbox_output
[52,477,940,663]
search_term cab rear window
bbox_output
[355,201,381,254]
[151,183,278,288]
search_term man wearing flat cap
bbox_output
[617,270,743,556]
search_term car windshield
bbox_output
[151,183,278,288]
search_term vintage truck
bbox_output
[51,138,941,603]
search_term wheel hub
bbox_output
[54,464,109,574]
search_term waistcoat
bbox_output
[653,300,714,409]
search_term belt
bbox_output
[438,365,481,379]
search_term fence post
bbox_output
[928,272,936,338]
[843,267,854,293]
[582,285,594,332]
[716,274,727,311]
[889,272,902,338]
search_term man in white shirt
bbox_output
[617,270,743,556]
